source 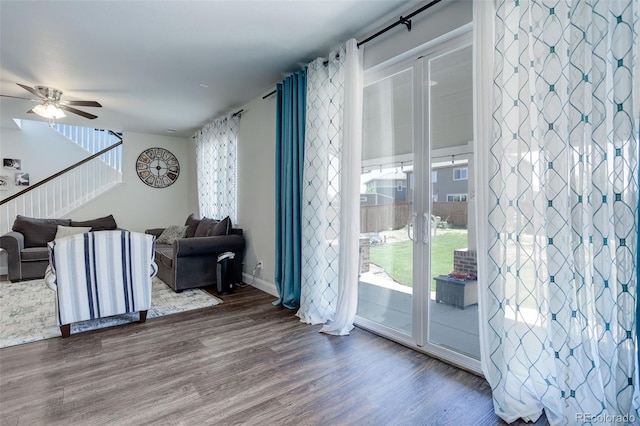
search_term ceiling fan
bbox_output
[0,83,101,120]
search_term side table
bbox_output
[433,275,478,309]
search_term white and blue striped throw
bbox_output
[45,230,157,327]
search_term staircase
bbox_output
[0,123,123,233]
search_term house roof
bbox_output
[0,0,415,138]
[361,166,413,184]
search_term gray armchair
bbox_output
[0,217,72,282]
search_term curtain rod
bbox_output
[191,109,244,138]
[357,0,443,47]
[262,53,339,100]
[263,0,442,101]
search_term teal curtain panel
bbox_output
[274,70,306,309]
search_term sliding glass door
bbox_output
[357,65,415,337]
[356,32,480,371]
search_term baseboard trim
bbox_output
[242,272,278,297]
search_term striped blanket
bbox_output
[44,230,157,326]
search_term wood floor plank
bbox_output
[0,285,550,425]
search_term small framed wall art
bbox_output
[15,173,29,186]
[3,158,21,170]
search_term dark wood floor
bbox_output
[0,284,550,425]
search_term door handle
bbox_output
[407,212,417,241]
[423,213,430,244]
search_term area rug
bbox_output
[0,277,222,348]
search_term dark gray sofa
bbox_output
[0,214,119,282]
[145,214,245,292]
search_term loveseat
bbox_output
[145,214,245,292]
[0,214,120,282]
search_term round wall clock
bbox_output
[136,147,180,188]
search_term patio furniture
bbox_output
[433,275,478,309]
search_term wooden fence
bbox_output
[432,202,468,227]
[360,201,468,233]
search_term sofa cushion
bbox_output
[185,214,200,238]
[207,216,231,236]
[194,217,217,238]
[155,247,174,269]
[20,247,49,262]
[70,214,118,231]
[156,225,188,244]
[55,225,91,240]
[12,215,71,248]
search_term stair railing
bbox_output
[0,140,123,234]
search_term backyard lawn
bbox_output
[369,228,468,289]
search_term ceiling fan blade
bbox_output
[64,100,102,107]
[17,83,45,99]
[0,94,38,101]
[60,105,98,120]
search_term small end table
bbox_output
[434,275,478,309]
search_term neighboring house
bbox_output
[360,163,469,206]
[361,170,409,205]
[431,163,469,202]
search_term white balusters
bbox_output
[0,144,123,230]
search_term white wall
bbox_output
[236,93,277,292]
[70,131,194,233]
[0,120,90,197]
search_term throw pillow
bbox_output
[54,225,92,240]
[12,215,72,248]
[194,217,217,238]
[207,216,231,236]
[70,214,118,231]
[184,214,200,238]
[156,225,188,244]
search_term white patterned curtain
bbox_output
[298,39,363,335]
[194,114,239,223]
[477,0,640,424]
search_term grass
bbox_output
[369,228,468,289]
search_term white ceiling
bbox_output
[0,0,415,138]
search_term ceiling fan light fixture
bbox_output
[33,102,66,119]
